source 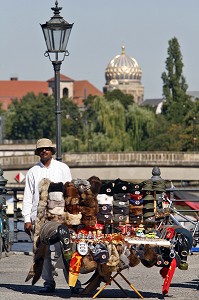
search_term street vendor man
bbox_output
[22,138,83,294]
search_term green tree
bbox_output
[92,96,128,151]
[126,104,156,150]
[104,89,134,109]
[82,95,156,152]
[4,93,80,141]
[182,99,199,151]
[161,37,193,123]
[5,93,55,139]
[61,97,81,137]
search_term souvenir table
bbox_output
[68,229,173,299]
[25,177,193,298]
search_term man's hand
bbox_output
[24,222,32,236]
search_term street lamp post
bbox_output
[192,116,198,152]
[88,120,92,152]
[41,0,73,161]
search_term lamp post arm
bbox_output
[52,60,62,161]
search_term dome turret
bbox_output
[105,46,142,85]
[103,46,144,104]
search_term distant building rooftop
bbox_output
[187,91,199,100]
[141,98,164,114]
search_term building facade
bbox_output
[0,75,102,110]
[103,46,144,104]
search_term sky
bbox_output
[1,0,199,99]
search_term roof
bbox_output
[141,98,164,107]
[0,80,48,110]
[73,80,103,106]
[47,74,74,82]
[187,91,199,100]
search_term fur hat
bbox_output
[113,206,129,215]
[65,212,82,226]
[106,244,120,269]
[113,200,129,207]
[129,204,143,216]
[80,252,97,274]
[73,179,91,193]
[65,196,79,206]
[129,182,144,192]
[48,182,64,202]
[64,182,80,206]
[92,243,109,264]
[65,204,80,214]
[100,182,114,196]
[87,176,102,195]
[116,244,124,255]
[35,138,56,155]
[97,212,112,224]
[130,198,143,206]
[48,182,64,193]
[39,178,51,200]
[80,206,98,217]
[98,204,112,214]
[129,214,143,224]
[97,194,113,205]
[98,264,112,282]
[64,182,79,197]
[81,215,97,227]
[140,245,158,268]
[113,193,131,202]
[113,178,131,193]
[80,194,98,208]
[47,200,65,209]
[128,248,141,267]
[130,191,144,198]
[113,214,127,223]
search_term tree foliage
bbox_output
[104,89,134,109]
[161,37,193,123]
[4,93,79,141]
[5,93,55,139]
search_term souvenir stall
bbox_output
[25,172,193,298]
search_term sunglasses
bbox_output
[38,147,52,152]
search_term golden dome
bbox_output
[105,46,142,84]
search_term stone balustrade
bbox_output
[1,151,199,171]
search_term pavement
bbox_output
[0,249,198,300]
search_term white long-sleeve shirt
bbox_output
[22,158,72,223]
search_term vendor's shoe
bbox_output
[39,285,55,294]
[70,287,84,295]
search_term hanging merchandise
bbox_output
[68,251,83,287]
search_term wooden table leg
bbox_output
[93,270,144,299]
[93,272,119,299]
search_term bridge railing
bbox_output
[2,151,199,169]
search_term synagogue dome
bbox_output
[105,46,142,84]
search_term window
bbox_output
[63,88,69,97]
